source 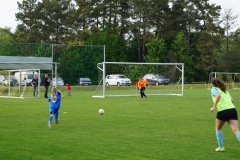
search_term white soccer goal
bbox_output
[0,58,60,99]
[0,69,41,98]
[209,72,240,89]
[93,62,184,98]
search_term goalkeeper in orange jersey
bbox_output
[137,77,149,99]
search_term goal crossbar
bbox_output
[209,72,240,89]
[0,62,60,99]
[93,62,184,98]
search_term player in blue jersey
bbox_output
[48,87,64,128]
[210,78,240,152]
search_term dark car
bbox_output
[79,78,92,86]
[142,74,169,86]
[4,77,19,86]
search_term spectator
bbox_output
[31,75,39,97]
[44,74,51,98]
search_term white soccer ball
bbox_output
[99,109,104,115]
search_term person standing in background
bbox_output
[31,75,39,97]
[44,74,51,98]
[66,83,71,96]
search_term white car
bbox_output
[0,75,6,85]
[105,74,131,86]
[52,77,64,86]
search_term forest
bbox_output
[0,0,240,85]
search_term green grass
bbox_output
[0,86,240,160]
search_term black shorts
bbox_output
[216,108,238,121]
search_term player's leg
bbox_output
[48,108,55,128]
[44,86,47,98]
[33,86,35,97]
[34,86,37,97]
[54,108,59,124]
[226,108,240,141]
[46,86,49,97]
[215,119,225,151]
[228,120,240,141]
[140,88,144,98]
[36,86,38,96]
[143,87,147,98]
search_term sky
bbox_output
[0,0,240,32]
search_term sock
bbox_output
[216,130,224,148]
[236,132,240,141]
[49,115,53,122]
[55,112,58,121]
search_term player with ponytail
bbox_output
[48,87,64,128]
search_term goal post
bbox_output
[93,62,184,98]
[0,61,59,99]
[209,72,240,89]
[0,69,41,98]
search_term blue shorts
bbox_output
[49,107,59,114]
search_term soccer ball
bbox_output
[99,109,104,115]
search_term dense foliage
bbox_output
[0,0,240,84]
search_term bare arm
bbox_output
[210,93,220,112]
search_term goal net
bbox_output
[93,62,184,98]
[0,69,41,98]
[209,72,240,89]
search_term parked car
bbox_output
[0,75,6,85]
[15,71,40,86]
[106,74,131,86]
[4,77,19,86]
[142,74,169,86]
[79,78,92,86]
[51,77,64,86]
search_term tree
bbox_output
[38,0,72,43]
[228,30,240,72]
[0,27,15,56]
[15,0,40,42]
[86,27,127,62]
[145,37,167,63]
[221,8,238,72]
[171,30,194,82]
[195,26,222,73]
[56,45,104,85]
[0,28,14,42]
[129,0,152,62]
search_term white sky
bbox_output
[209,0,240,30]
[0,0,240,32]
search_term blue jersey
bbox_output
[48,91,61,109]
[55,91,61,108]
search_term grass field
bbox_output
[0,85,239,160]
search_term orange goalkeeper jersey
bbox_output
[137,79,149,88]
